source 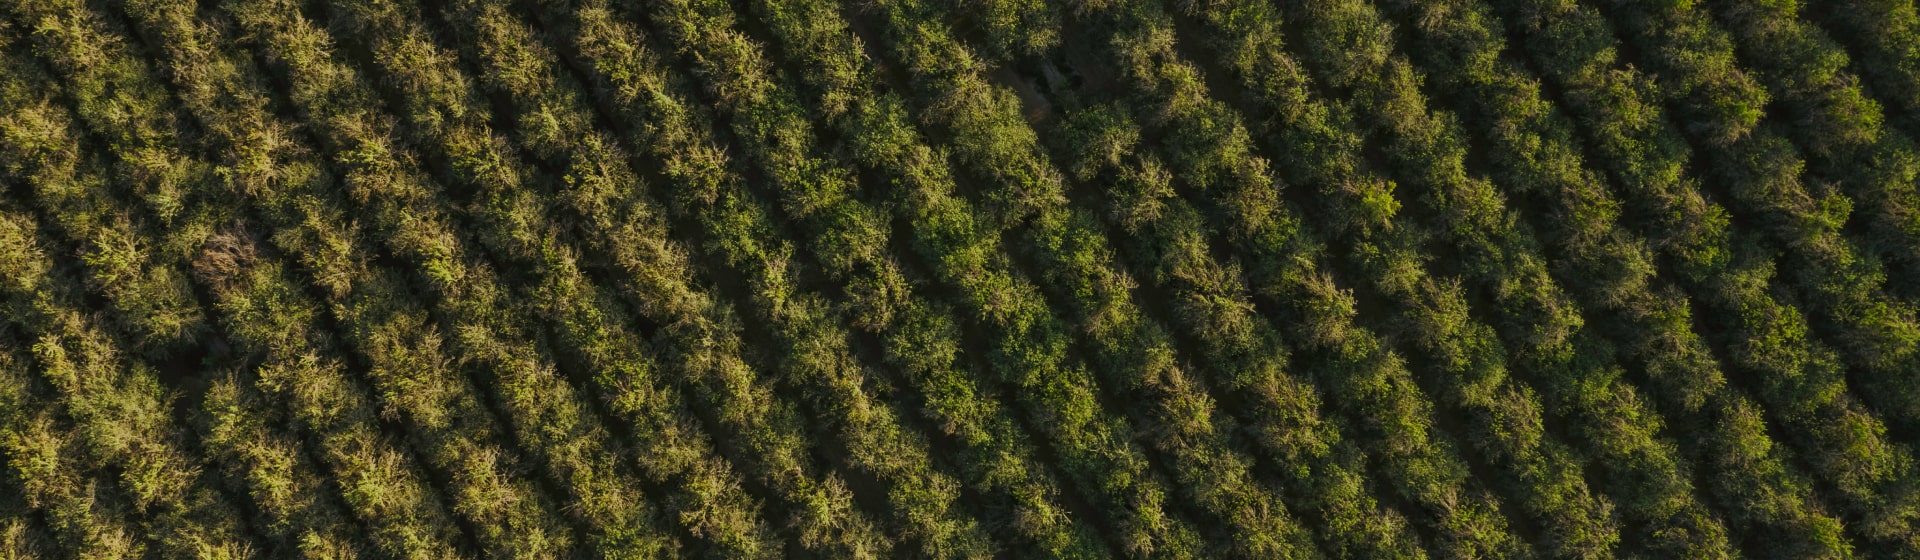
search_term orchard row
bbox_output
[1,0,1917,557]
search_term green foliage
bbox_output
[0,20,261,558]
[4,0,1920,557]
[1705,0,1920,434]
[1603,0,1920,552]
[0,333,148,559]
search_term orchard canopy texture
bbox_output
[1,0,1919,557]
